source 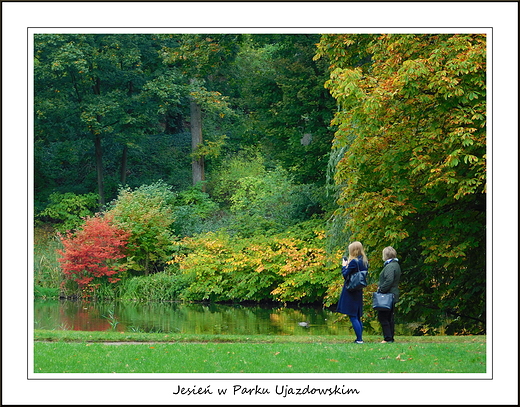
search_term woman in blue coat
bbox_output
[336,241,368,344]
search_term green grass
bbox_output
[34,330,486,374]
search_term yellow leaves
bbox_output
[314,230,326,240]
[169,229,339,303]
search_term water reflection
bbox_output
[34,299,414,336]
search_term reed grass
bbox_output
[34,225,63,292]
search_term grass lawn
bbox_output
[34,330,486,374]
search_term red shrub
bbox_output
[57,214,130,294]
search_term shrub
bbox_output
[57,214,130,297]
[225,170,305,237]
[119,271,191,302]
[226,170,321,237]
[168,220,341,303]
[208,148,267,206]
[169,231,279,302]
[171,184,219,236]
[210,151,328,238]
[107,181,176,276]
[37,192,100,232]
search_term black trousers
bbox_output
[377,307,395,342]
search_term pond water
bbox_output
[34,300,417,336]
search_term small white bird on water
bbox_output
[298,321,310,327]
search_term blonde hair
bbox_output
[348,241,368,266]
[382,246,397,261]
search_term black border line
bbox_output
[28,27,492,381]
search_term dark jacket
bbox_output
[336,256,368,316]
[378,259,401,303]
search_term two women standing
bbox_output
[336,242,401,344]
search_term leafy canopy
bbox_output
[316,34,486,332]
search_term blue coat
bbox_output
[336,256,368,317]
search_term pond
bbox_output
[34,300,419,336]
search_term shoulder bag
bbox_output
[372,291,394,310]
[346,260,368,291]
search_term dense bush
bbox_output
[36,192,100,232]
[107,181,177,276]
[168,220,342,304]
[45,176,345,305]
[208,150,326,238]
[171,184,220,236]
[208,149,267,206]
[46,161,338,304]
[57,214,130,297]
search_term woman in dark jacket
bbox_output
[377,246,401,343]
[336,241,368,344]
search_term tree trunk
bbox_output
[144,256,149,277]
[120,144,128,185]
[190,97,205,189]
[94,134,105,207]
[92,78,105,208]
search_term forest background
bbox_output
[33,33,487,335]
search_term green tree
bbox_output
[36,192,100,232]
[34,34,166,206]
[317,34,486,332]
[159,34,241,187]
[34,34,334,210]
[107,181,177,276]
[228,34,336,185]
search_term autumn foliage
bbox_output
[57,215,130,295]
[168,221,341,304]
[316,34,487,332]
[41,34,488,334]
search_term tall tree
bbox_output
[160,34,240,187]
[228,34,336,185]
[317,34,487,332]
[189,78,204,184]
[34,34,166,206]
